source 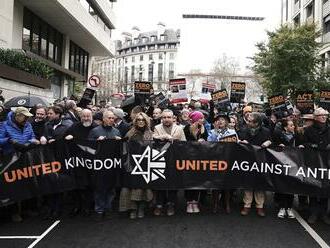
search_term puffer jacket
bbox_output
[0,111,35,154]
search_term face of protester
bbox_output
[48,109,60,121]
[15,113,29,125]
[103,112,115,126]
[173,115,177,124]
[91,106,99,113]
[81,110,93,127]
[218,117,227,129]
[162,112,174,127]
[35,108,47,122]
[284,120,295,133]
[247,115,258,129]
[270,114,277,123]
[314,114,328,124]
[136,114,146,128]
[153,108,162,120]
[181,111,189,121]
[228,117,236,130]
[244,112,251,121]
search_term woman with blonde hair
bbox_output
[119,112,153,219]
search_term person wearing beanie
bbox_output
[183,111,208,214]
[304,107,330,225]
[239,105,253,131]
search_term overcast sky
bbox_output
[112,0,281,74]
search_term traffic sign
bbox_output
[88,75,101,88]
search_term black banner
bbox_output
[2,140,330,204]
[319,89,330,111]
[296,91,314,114]
[230,82,246,103]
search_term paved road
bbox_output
[0,193,329,248]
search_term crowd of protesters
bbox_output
[0,96,330,225]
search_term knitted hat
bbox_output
[189,111,204,123]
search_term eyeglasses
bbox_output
[136,118,146,122]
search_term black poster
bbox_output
[296,91,314,114]
[319,89,330,111]
[230,82,246,103]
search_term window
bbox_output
[148,63,154,82]
[149,54,153,60]
[148,45,155,50]
[142,37,148,43]
[170,53,175,59]
[125,58,127,64]
[160,35,165,41]
[294,14,300,26]
[324,16,330,33]
[22,10,31,50]
[140,55,144,61]
[159,53,163,60]
[69,41,89,77]
[132,56,135,63]
[306,2,314,18]
[158,63,163,81]
[131,65,135,81]
[158,44,165,49]
[22,8,63,65]
[169,63,174,79]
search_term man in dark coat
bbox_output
[88,110,121,220]
[30,106,47,139]
[239,112,272,217]
[64,109,97,216]
[112,108,130,138]
[304,107,330,225]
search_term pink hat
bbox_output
[189,111,204,123]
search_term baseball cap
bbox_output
[15,107,33,117]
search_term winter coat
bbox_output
[43,118,73,140]
[238,126,272,146]
[88,125,121,140]
[64,122,97,140]
[0,111,35,154]
[304,122,330,150]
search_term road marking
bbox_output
[27,220,60,248]
[0,236,39,239]
[293,209,330,248]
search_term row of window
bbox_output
[22,8,63,65]
[118,43,178,56]
[125,34,178,46]
[79,0,113,37]
[69,41,89,77]
[119,62,175,82]
[118,53,175,66]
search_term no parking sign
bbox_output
[88,75,101,88]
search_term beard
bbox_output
[82,121,92,127]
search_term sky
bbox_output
[112,0,282,74]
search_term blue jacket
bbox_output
[0,111,35,154]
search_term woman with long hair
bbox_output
[119,112,153,219]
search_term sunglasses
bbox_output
[136,118,146,122]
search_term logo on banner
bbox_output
[131,146,166,183]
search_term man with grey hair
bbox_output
[153,109,186,216]
[304,107,330,224]
[88,110,121,220]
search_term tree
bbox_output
[252,23,330,98]
[211,53,240,90]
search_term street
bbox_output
[1,193,329,248]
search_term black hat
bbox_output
[214,112,230,122]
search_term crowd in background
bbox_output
[0,96,330,225]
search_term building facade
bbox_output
[0,0,116,102]
[281,0,330,63]
[92,24,180,102]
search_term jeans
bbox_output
[94,189,114,214]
